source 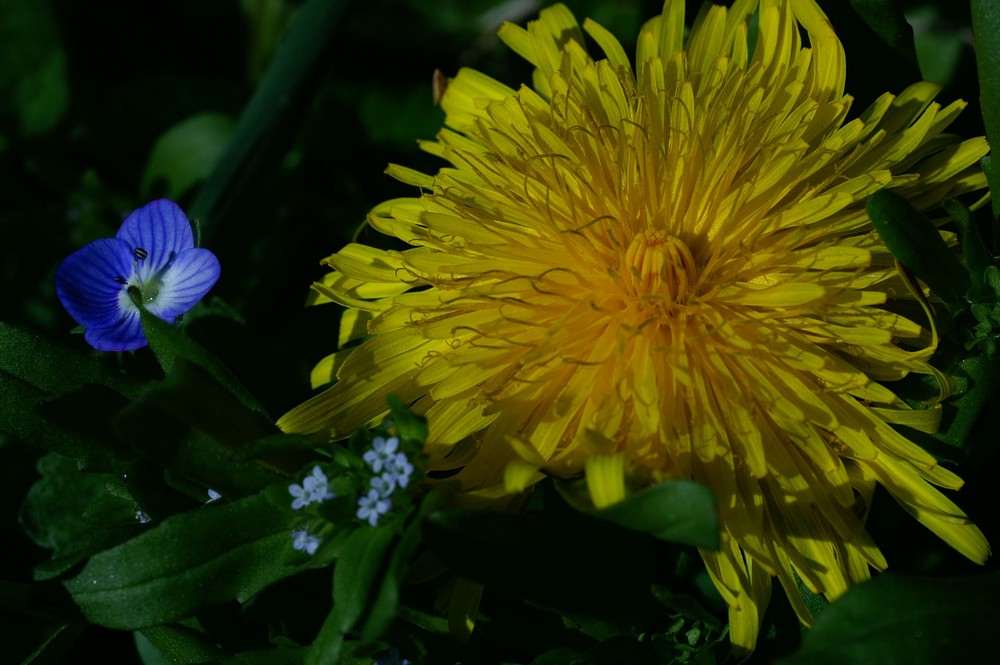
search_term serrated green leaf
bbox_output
[592,481,720,550]
[867,189,969,309]
[64,489,301,629]
[779,572,1000,665]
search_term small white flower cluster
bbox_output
[288,465,335,556]
[357,436,414,526]
[288,465,335,510]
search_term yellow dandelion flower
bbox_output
[280,0,991,653]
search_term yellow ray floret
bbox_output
[280,0,990,654]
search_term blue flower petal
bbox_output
[83,307,146,351]
[117,199,194,278]
[146,248,221,321]
[55,237,134,329]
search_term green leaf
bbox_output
[113,396,284,502]
[138,624,224,663]
[972,0,1000,222]
[0,372,111,467]
[333,528,396,626]
[34,384,136,467]
[138,357,275,449]
[944,198,992,300]
[139,308,268,418]
[934,353,999,450]
[591,481,720,550]
[115,357,311,483]
[22,624,85,665]
[64,489,301,629]
[20,452,115,554]
[141,113,234,199]
[307,526,395,665]
[387,394,427,445]
[866,189,970,309]
[779,571,1000,665]
[848,0,916,62]
[0,322,140,398]
[361,490,447,641]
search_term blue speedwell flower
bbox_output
[55,199,221,351]
[362,436,399,473]
[356,488,392,526]
[384,452,414,489]
[291,527,321,555]
[288,465,335,510]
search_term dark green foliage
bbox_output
[2,1,999,664]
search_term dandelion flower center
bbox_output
[621,231,699,309]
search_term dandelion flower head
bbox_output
[280,0,990,651]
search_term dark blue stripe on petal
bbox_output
[118,200,194,275]
[56,238,133,329]
[147,248,221,320]
[84,309,146,351]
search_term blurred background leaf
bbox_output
[0,0,69,136]
[141,113,234,201]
